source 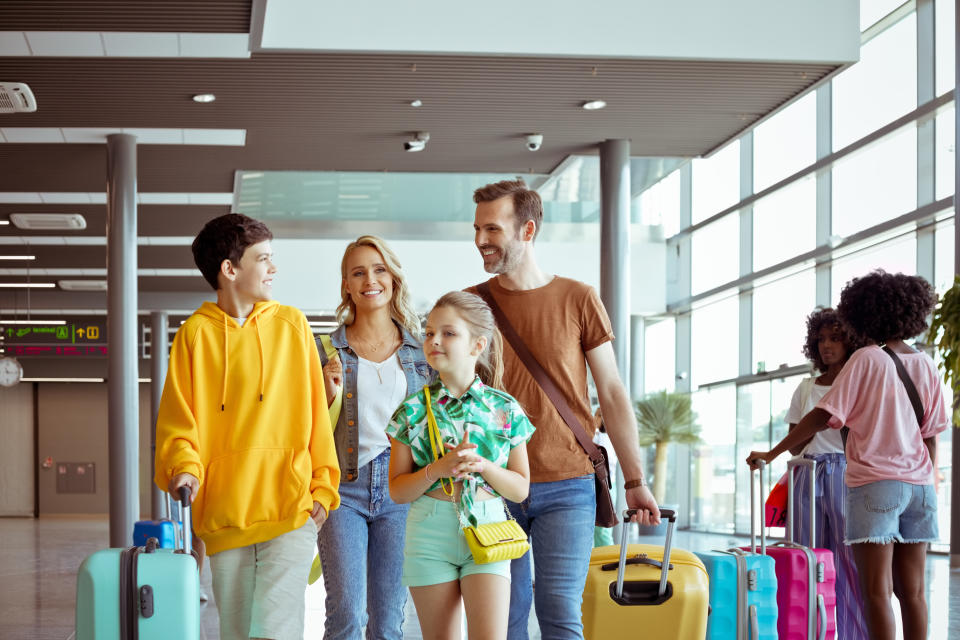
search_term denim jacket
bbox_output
[318,322,432,482]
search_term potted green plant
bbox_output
[634,390,702,533]
[927,276,960,424]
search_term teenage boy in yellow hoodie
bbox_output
[155,213,340,640]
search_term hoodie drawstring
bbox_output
[221,319,228,411]
[255,317,265,402]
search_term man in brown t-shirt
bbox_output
[468,179,659,640]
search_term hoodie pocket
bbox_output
[201,447,305,531]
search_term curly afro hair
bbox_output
[836,270,937,344]
[802,307,864,373]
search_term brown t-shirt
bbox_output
[469,276,614,482]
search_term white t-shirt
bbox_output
[785,377,845,455]
[356,354,407,468]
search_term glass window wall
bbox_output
[831,234,918,303]
[753,270,816,372]
[692,141,740,225]
[753,176,817,271]
[643,317,676,394]
[753,92,817,192]
[690,296,739,388]
[833,12,917,150]
[692,215,739,295]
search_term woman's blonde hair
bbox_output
[336,235,421,337]
[431,291,504,390]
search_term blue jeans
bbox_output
[506,475,596,640]
[317,449,409,640]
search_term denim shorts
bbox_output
[845,480,938,545]
[402,495,513,587]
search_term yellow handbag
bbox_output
[423,385,530,565]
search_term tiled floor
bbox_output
[2,516,959,639]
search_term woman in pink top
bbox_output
[748,271,948,640]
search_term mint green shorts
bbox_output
[402,496,513,587]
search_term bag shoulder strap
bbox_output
[475,281,603,465]
[316,334,337,367]
[882,345,924,428]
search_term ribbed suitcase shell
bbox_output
[582,543,709,640]
[695,549,779,639]
[765,543,836,640]
[76,546,200,640]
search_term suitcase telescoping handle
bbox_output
[750,460,766,555]
[616,508,677,600]
[177,486,193,555]
[786,457,817,547]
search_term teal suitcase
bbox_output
[76,488,200,639]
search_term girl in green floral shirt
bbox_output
[387,291,534,639]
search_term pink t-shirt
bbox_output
[815,345,949,487]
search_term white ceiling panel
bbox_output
[179,33,250,59]
[102,32,179,57]
[121,128,183,144]
[0,193,42,203]
[138,193,189,205]
[188,193,234,205]
[61,128,118,143]
[25,31,104,57]
[183,129,247,146]
[0,128,65,143]
[39,192,92,204]
[0,32,30,56]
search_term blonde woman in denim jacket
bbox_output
[316,236,432,640]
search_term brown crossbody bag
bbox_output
[476,281,618,527]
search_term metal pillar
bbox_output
[952,0,960,568]
[600,139,631,538]
[150,311,169,520]
[107,133,139,547]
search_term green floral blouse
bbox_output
[386,376,535,526]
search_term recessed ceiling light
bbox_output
[0,255,36,260]
[58,280,108,291]
[0,220,8,225]
[192,93,216,103]
[0,319,67,325]
[410,99,423,108]
[582,100,607,110]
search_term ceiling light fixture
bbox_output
[582,100,607,110]
[0,220,9,225]
[403,131,430,152]
[192,93,216,103]
[0,282,55,288]
[0,255,36,260]
[0,319,67,325]
[58,280,108,291]
[410,99,423,108]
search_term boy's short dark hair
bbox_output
[802,307,864,373]
[192,214,273,290]
[473,179,544,240]
[837,270,937,344]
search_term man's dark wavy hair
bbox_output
[192,213,273,290]
[802,307,864,373]
[836,270,937,345]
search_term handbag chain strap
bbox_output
[422,384,516,530]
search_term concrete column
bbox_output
[600,139,631,536]
[106,133,139,547]
[150,311,169,520]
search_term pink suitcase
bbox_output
[767,458,837,640]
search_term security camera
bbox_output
[525,134,543,151]
[403,131,430,152]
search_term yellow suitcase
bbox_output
[582,509,710,640]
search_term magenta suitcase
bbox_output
[767,458,837,640]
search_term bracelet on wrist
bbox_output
[624,477,647,490]
[424,463,434,483]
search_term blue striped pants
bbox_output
[792,453,868,640]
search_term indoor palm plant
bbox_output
[635,390,703,504]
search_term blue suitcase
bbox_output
[133,494,181,548]
[695,463,779,639]
[76,488,200,640]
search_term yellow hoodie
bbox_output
[154,300,340,555]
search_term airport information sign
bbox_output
[2,320,108,357]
